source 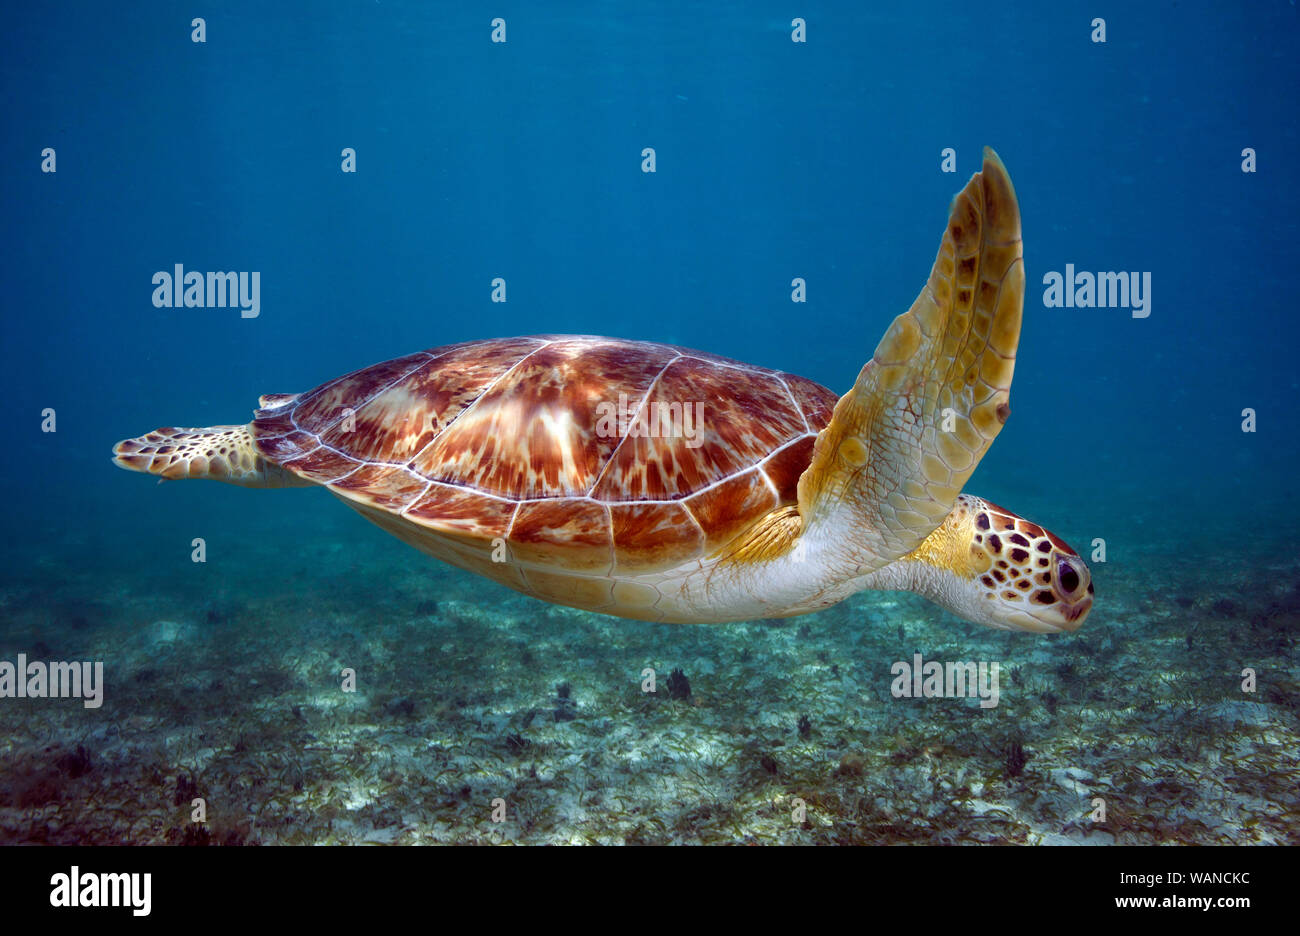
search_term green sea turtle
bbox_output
[113,148,1092,633]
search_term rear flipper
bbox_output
[112,424,309,488]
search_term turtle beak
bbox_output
[1057,591,1093,630]
[1007,603,1088,633]
[1039,553,1093,632]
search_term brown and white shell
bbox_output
[250,335,836,578]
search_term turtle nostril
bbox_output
[1057,558,1081,595]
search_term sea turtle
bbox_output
[113,149,1092,633]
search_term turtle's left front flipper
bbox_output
[797,147,1024,567]
[112,424,310,488]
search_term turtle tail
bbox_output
[112,424,309,488]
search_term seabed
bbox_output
[1,505,1297,845]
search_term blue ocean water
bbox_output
[1,2,1297,845]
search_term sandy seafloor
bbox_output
[1,486,1297,846]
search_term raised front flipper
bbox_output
[797,148,1024,567]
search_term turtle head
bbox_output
[962,498,1093,632]
[889,495,1093,633]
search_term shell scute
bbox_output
[403,484,517,543]
[290,352,432,435]
[608,501,704,573]
[683,469,780,552]
[510,498,612,573]
[761,435,819,504]
[330,465,429,513]
[411,338,677,497]
[782,373,837,429]
[588,356,808,501]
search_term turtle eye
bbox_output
[1056,557,1081,595]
